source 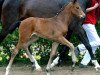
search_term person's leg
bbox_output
[80,50,91,65]
[78,24,100,66]
[78,24,100,52]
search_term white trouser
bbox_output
[77,24,100,65]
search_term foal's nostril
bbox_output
[80,14,86,19]
[83,14,86,18]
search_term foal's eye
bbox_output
[76,7,79,9]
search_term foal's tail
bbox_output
[0,0,5,19]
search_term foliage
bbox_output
[95,20,100,63]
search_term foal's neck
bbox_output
[56,5,73,26]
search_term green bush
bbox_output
[95,20,100,63]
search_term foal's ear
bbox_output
[72,0,77,4]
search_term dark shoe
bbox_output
[79,63,87,68]
[74,47,80,57]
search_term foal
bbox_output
[5,0,85,75]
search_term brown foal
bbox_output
[5,0,85,75]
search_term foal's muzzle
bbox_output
[80,14,86,19]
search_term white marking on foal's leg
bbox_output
[46,56,59,75]
[25,49,42,71]
[46,66,51,75]
[46,72,51,75]
[5,48,18,75]
[32,56,42,71]
[92,60,100,71]
[5,60,14,75]
[5,65,11,75]
[50,56,59,68]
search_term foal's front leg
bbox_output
[46,42,59,75]
[58,36,76,69]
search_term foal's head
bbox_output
[67,0,85,19]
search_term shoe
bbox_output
[79,63,87,68]
[74,47,80,57]
[92,60,100,71]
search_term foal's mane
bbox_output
[55,2,70,16]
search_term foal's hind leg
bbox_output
[23,36,42,71]
[58,36,76,69]
[25,47,42,71]
[5,43,22,75]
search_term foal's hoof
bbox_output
[71,62,75,71]
[46,69,51,75]
[46,72,50,75]
[71,66,75,71]
[32,65,36,71]
[35,68,42,72]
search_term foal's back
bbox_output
[19,17,66,40]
